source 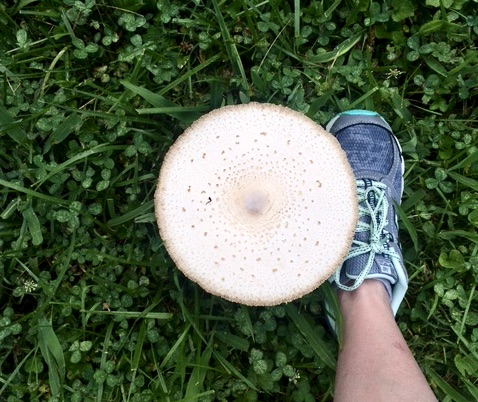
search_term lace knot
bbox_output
[370,235,384,254]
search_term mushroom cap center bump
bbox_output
[154,103,358,306]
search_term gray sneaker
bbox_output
[326,110,408,317]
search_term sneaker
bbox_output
[326,110,408,325]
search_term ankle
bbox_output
[338,279,391,313]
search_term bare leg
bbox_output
[334,280,437,402]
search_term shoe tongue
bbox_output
[367,188,377,208]
[363,178,377,206]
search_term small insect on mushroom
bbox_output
[154,103,358,306]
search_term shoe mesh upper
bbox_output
[335,124,394,176]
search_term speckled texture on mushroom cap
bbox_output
[154,103,358,306]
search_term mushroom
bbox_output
[154,103,357,306]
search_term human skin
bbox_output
[334,280,438,402]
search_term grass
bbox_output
[0,0,477,400]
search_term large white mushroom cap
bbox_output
[154,103,357,306]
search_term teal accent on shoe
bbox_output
[341,109,379,116]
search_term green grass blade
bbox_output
[347,87,380,110]
[49,231,76,299]
[0,178,70,205]
[426,367,469,402]
[304,31,363,64]
[395,202,419,252]
[174,390,216,402]
[324,0,342,19]
[159,324,191,370]
[464,378,478,401]
[438,230,478,243]
[401,189,426,213]
[457,284,475,345]
[213,351,258,391]
[448,150,478,171]
[285,304,336,370]
[321,282,343,347]
[239,305,255,342]
[0,349,34,395]
[97,321,114,402]
[158,53,222,97]
[294,0,300,38]
[107,200,153,227]
[447,171,478,192]
[84,310,173,320]
[127,320,148,401]
[185,344,213,399]
[135,106,209,115]
[121,80,202,124]
[33,144,127,187]
[210,0,248,90]
[15,257,40,282]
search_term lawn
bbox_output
[0,0,477,401]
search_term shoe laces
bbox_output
[333,179,400,292]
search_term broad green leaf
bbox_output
[1,198,20,219]
[43,112,82,153]
[22,205,43,246]
[0,104,27,143]
[423,56,448,77]
[37,316,66,398]
[468,209,478,227]
[215,331,250,352]
[426,0,454,7]
[438,250,466,271]
[24,356,44,374]
[16,28,28,46]
[419,20,449,35]
[391,0,414,22]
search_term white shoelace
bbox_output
[334,180,401,292]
